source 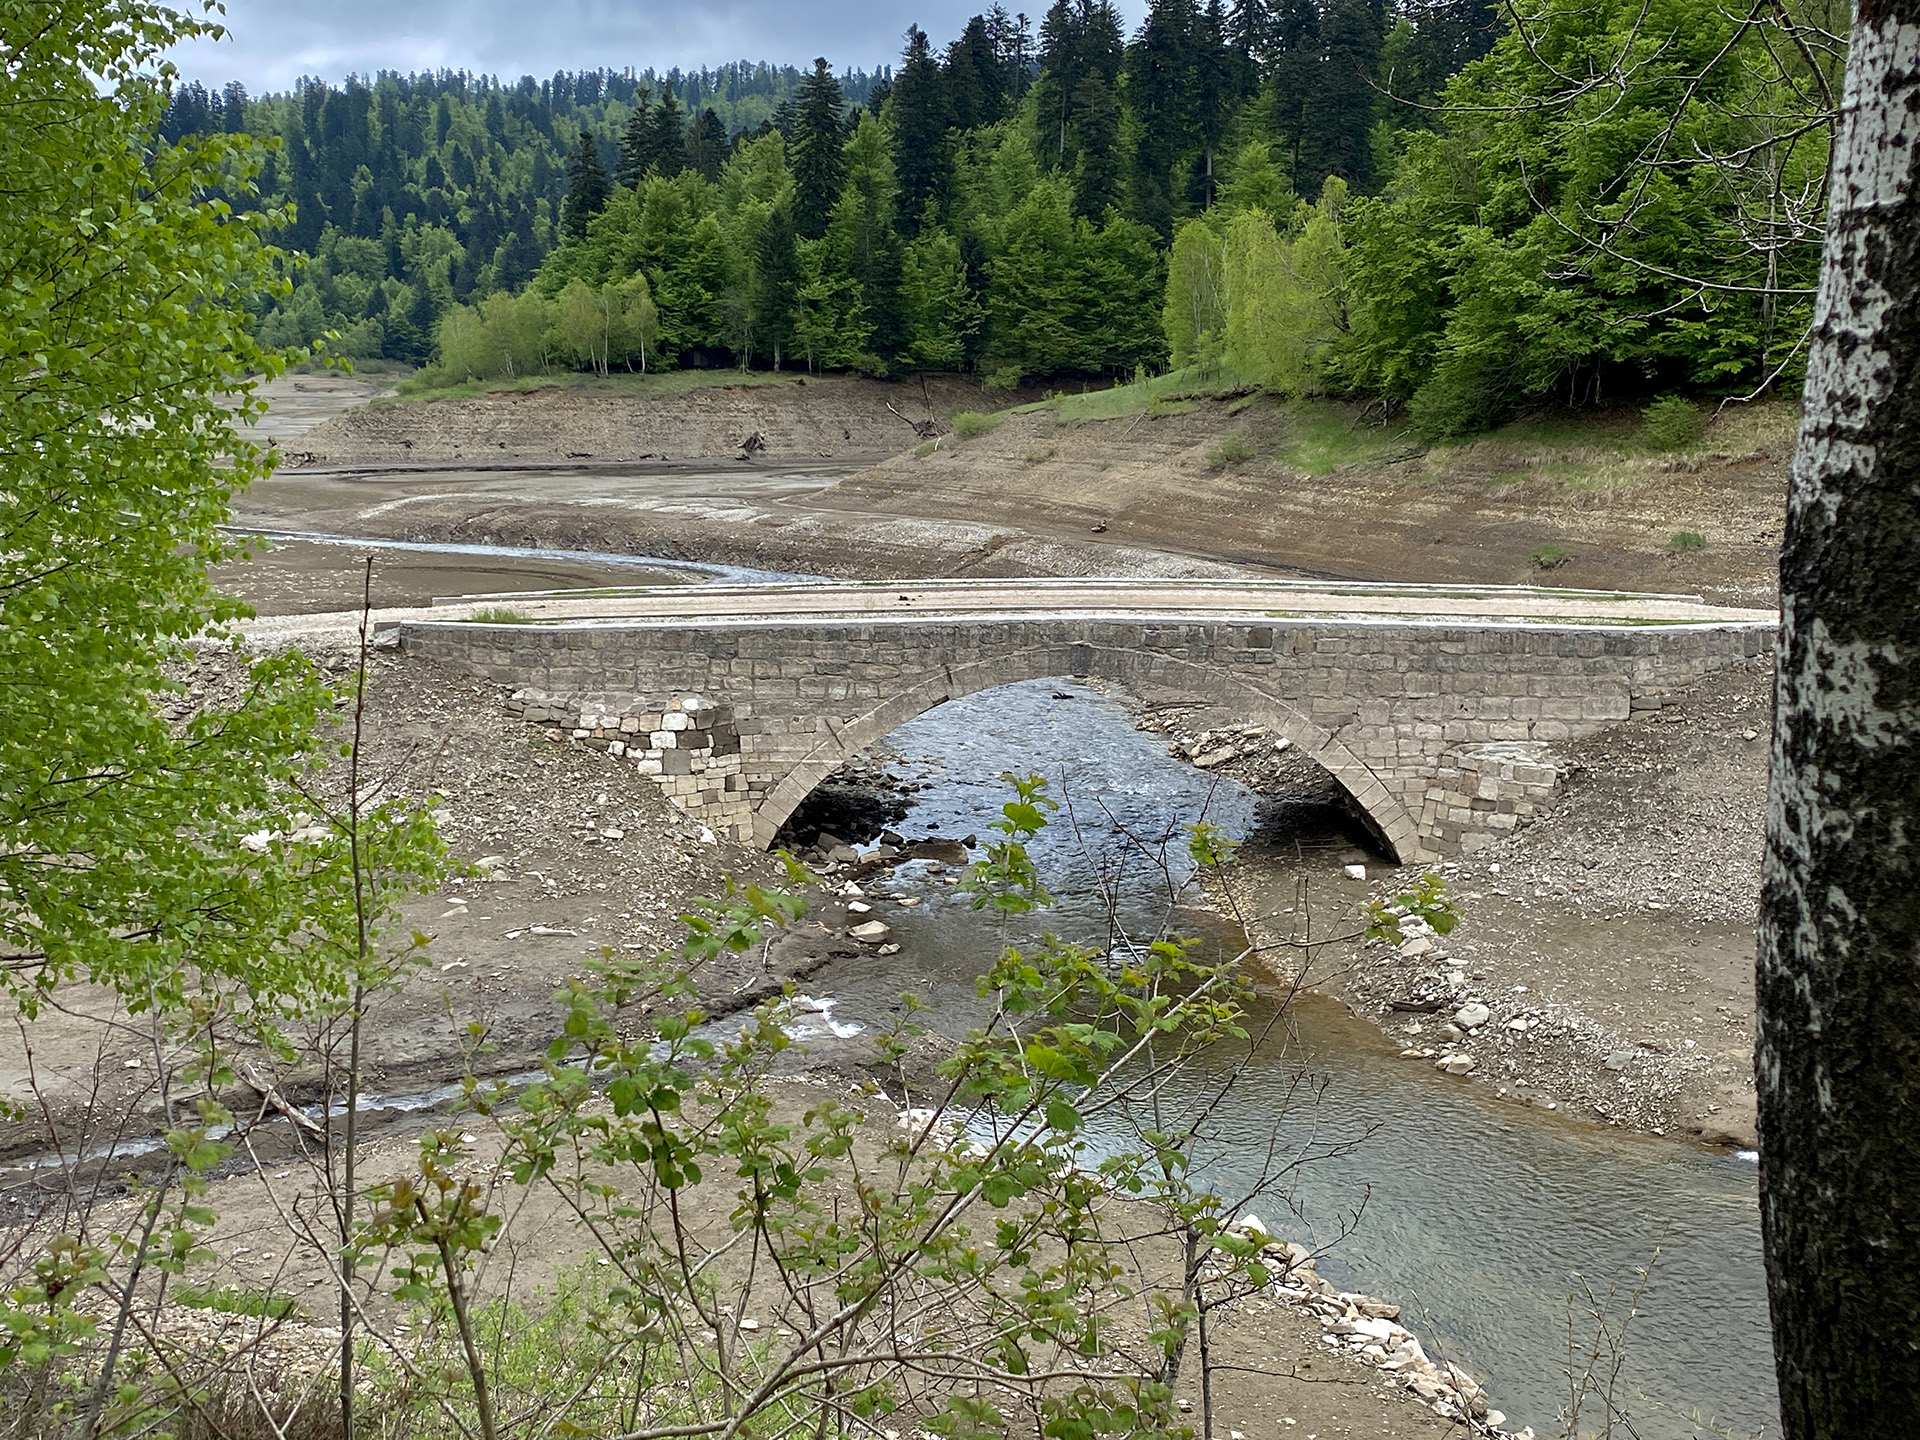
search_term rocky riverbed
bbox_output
[1140,660,1771,1150]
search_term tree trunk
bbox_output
[1759,6,1920,1438]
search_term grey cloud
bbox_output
[167,0,1142,91]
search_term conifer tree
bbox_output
[1305,0,1385,192]
[1267,0,1320,181]
[791,58,847,239]
[1070,74,1122,218]
[649,88,688,177]
[688,106,727,181]
[945,14,1006,130]
[561,128,611,239]
[891,25,952,233]
[986,5,1035,103]
[752,201,801,368]
[618,90,658,186]
[1126,0,1200,237]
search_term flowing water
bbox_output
[805,677,1775,1440]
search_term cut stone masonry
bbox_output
[412,611,1774,862]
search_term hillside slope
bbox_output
[822,394,1791,604]
[291,373,991,466]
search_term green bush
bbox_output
[1206,433,1261,469]
[1643,395,1705,450]
[1669,530,1707,552]
[465,605,533,624]
[950,410,1004,439]
[1408,355,1502,442]
[1529,543,1572,570]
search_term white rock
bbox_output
[849,920,892,943]
[847,901,872,914]
[1454,1003,1492,1029]
[1344,864,1368,880]
[1436,1054,1477,1075]
[1399,936,1434,958]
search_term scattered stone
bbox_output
[848,920,893,944]
[1604,1051,1634,1071]
[1436,1054,1477,1075]
[1453,1002,1491,1029]
[1344,864,1368,881]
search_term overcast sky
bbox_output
[167,0,1150,92]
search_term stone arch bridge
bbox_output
[395,579,1774,863]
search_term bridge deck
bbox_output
[429,578,1773,629]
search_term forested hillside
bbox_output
[176,0,1844,435]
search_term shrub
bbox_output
[465,605,533,624]
[1206,433,1261,469]
[1409,355,1502,441]
[1669,530,1707,552]
[1530,543,1571,570]
[1643,395,1705,450]
[950,410,1004,439]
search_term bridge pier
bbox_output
[405,601,1774,864]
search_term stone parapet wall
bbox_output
[407,615,1773,862]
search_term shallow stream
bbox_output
[808,678,1775,1440]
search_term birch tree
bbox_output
[1758,3,1920,1435]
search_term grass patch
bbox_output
[949,410,1005,439]
[1023,446,1056,465]
[1529,543,1573,570]
[464,605,534,624]
[1279,403,1417,475]
[913,439,938,458]
[1012,363,1263,424]
[1668,530,1707,551]
[1205,433,1261,469]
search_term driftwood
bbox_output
[886,401,939,440]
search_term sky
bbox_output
[167,0,1150,92]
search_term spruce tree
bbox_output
[891,25,951,234]
[1304,0,1384,192]
[791,58,846,239]
[561,128,611,239]
[688,106,727,181]
[945,14,1006,130]
[1267,0,1320,182]
[1126,0,1200,237]
[618,90,658,186]
[752,201,801,368]
[649,89,688,177]
[1070,75,1122,219]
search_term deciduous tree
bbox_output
[1759,4,1920,1436]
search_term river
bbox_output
[804,676,1775,1440]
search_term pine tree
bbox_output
[791,58,847,239]
[562,128,612,239]
[891,26,951,233]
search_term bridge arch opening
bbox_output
[754,645,1423,863]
